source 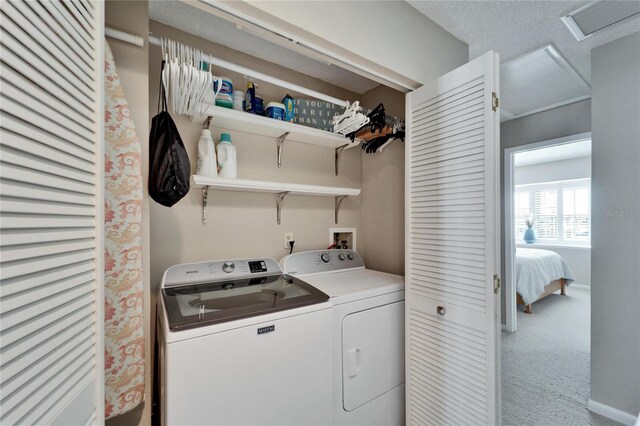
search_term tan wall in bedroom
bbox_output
[105,2,151,426]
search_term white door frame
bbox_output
[503,132,591,332]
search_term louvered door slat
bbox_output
[0,261,94,297]
[1,143,94,184]
[1,270,94,312]
[412,127,485,155]
[1,228,94,246]
[39,1,93,58]
[69,0,94,32]
[412,87,484,125]
[1,113,95,161]
[1,305,94,366]
[0,0,103,423]
[3,2,94,86]
[1,71,95,138]
[1,325,94,398]
[413,78,484,117]
[1,97,95,151]
[11,1,93,70]
[406,52,500,425]
[1,129,94,174]
[48,1,94,47]
[0,14,94,98]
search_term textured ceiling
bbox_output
[149,1,380,94]
[514,139,591,167]
[407,1,640,84]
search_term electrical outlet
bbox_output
[284,232,294,249]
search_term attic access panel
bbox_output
[500,45,590,119]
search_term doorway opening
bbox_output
[501,133,607,424]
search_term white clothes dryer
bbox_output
[280,250,405,426]
[157,257,333,426]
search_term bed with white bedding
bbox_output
[515,248,576,313]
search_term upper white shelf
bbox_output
[192,105,359,150]
[192,175,361,197]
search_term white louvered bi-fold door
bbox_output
[0,1,104,424]
[405,52,501,425]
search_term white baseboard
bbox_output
[588,399,638,425]
[570,283,591,290]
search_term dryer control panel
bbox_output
[280,250,365,276]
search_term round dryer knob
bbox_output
[338,253,346,261]
[222,261,235,273]
[347,253,354,260]
[320,252,330,263]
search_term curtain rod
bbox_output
[104,27,348,107]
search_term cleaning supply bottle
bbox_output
[195,128,217,177]
[245,80,256,113]
[216,133,237,178]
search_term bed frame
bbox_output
[516,278,566,314]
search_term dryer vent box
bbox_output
[330,228,356,250]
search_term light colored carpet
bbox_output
[502,286,620,426]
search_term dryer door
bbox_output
[342,301,405,411]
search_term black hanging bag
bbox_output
[148,61,191,207]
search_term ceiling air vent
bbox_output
[561,1,640,41]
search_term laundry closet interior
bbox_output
[107,1,419,423]
[0,0,503,424]
[103,0,499,423]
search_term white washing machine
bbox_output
[157,257,333,426]
[280,250,405,426]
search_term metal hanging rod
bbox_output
[104,27,348,108]
[105,27,144,47]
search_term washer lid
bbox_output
[162,274,329,331]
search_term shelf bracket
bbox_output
[201,186,209,226]
[277,132,289,168]
[335,144,348,176]
[275,191,289,225]
[334,195,348,224]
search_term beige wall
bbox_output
[148,20,362,287]
[105,2,150,426]
[360,85,407,275]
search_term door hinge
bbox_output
[493,274,501,294]
[492,92,499,112]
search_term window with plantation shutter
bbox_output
[534,189,558,239]
[514,179,590,246]
[563,186,590,241]
[514,190,530,239]
[0,1,104,424]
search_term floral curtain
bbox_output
[104,41,145,419]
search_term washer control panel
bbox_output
[163,258,281,288]
[280,250,364,276]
